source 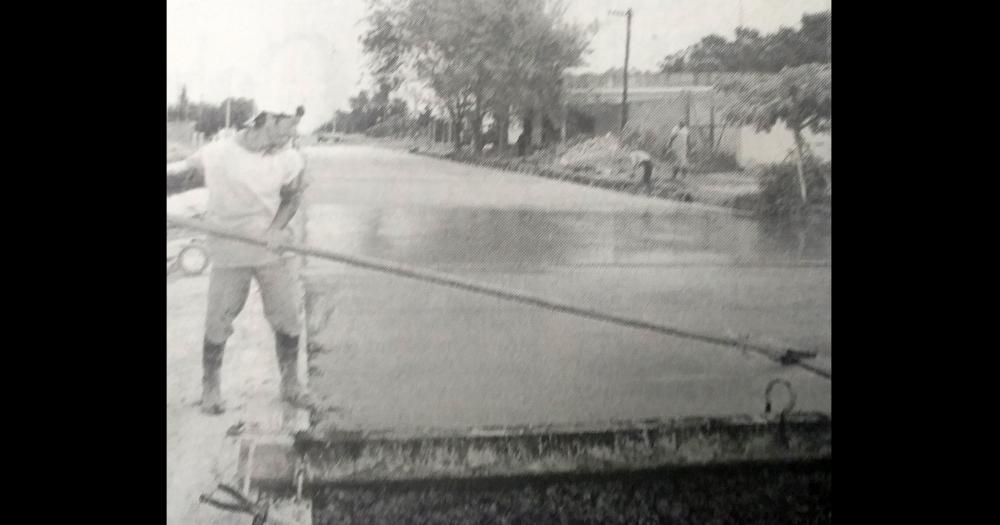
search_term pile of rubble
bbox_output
[558,134,631,175]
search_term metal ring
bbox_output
[765,379,797,418]
[178,244,209,275]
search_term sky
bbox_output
[167,0,831,129]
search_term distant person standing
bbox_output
[630,149,654,192]
[516,130,530,156]
[668,121,690,180]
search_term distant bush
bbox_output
[690,150,741,173]
[755,157,831,216]
[365,115,425,138]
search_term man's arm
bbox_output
[264,151,308,250]
[263,174,305,251]
[269,173,305,232]
[167,157,204,193]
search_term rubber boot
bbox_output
[201,340,225,415]
[275,331,315,409]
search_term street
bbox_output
[167,143,832,524]
[299,145,831,431]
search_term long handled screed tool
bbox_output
[166,214,829,380]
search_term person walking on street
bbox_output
[668,121,690,180]
[167,106,313,415]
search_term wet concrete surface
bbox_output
[299,146,831,432]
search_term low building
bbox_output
[564,73,830,168]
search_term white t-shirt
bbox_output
[189,138,305,268]
[671,126,689,163]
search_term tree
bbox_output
[185,98,256,137]
[659,10,830,75]
[167,95,256,137]
[361,0,592,153]
[501,1,593,150]
[179,86,189,120]
[167,86,192,122]
[799,11,831,63]
[361,2,411,91]
[721,64,831,203]
[760,27,807,71]
[317,120,336,134]
[734,28,767,72]
[333,87,413,135]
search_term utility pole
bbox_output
[610,8,632,130]
[225,98,232,129]
[709,90,715,151]
[623,8,631,131]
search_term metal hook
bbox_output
[764,379,797,418]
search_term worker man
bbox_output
[668,121,690,180]
[630,149,654,193]
[167,106,312,415]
